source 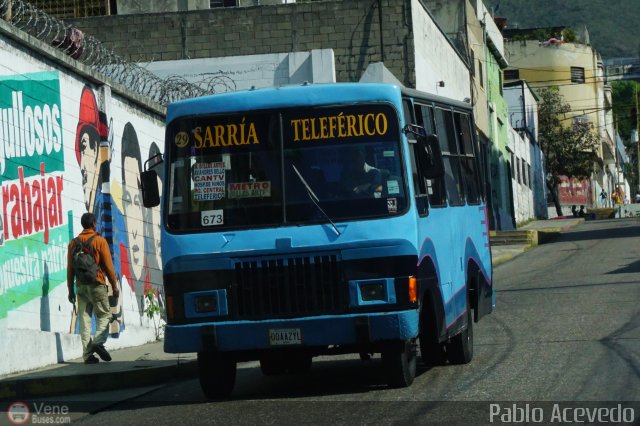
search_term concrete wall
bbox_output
[117,0,210,14]
[68,0,417,89]
[0,19,166,376]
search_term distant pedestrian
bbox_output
[578,205,586,218]
[67,212,120,364]
[599,189,607,208]
[613,186,623,205]
[571,205,578,218]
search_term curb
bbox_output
[0,360,197,400]
[492,254,515,266]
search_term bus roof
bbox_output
[167,83,401,123]
[166,82,473,123]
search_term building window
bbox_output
[522,161,527,186]
[210,0,238,7]
[478,61,484,88]
[470,50,476,75]
[571,67,585,84]
[573,115,590,126]
[527,164,532,189]
[516,158,521,184]
[504,69,519,80]
[510,153,515,179]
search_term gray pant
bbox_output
[77,283,110,361]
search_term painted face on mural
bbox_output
[151,175,162,260]
[78,128,100,211]
[123,156,145,281]
[121,122,146,284]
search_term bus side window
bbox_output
[435,108,464,206]
[454,112,481,204]
[417,104,445,207]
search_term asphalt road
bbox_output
[50,219,640,424]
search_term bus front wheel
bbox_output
[382,340,417,388]
[197,352,237,400]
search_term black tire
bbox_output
[419,303,446,366]
[197,352,237,400]
[445,296,474,364]
[382,340,417,388]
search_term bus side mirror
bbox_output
[418,135,444,179]
[141,170,160,208]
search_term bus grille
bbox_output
[232,255,345,319]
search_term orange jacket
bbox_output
[67,229,118,292]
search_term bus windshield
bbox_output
[165,103,407,232]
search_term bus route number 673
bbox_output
[201,209,224,226]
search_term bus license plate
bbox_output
[268,328,302,346]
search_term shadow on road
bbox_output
[550,218,640,244]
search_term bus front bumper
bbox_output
[164,310,419,354]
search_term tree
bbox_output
[536,87,601,216]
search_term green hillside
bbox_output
[484,0,639,59]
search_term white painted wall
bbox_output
[508,128,534,224]
[0,22,166,376]
[141,49,336,93]
[504,82,546,219]
[411,0,470,101]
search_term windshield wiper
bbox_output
[291,164,341,236]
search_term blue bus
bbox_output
[141,83,494,399]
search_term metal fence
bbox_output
[0,0,235,105]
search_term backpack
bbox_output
[72,235,99,284]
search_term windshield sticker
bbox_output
[387,198,398,213]
[387,180,400,195]
[201,209,223,226]
[175,131,190,147]
[193,162,226,201]
[228,181,272,199]
[383,150,395,157]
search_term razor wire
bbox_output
[0,0,236,105]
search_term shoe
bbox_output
[91,344,112,362]
[84,355,99,364]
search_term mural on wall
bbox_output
[0,73,164,336]
[0,71,68,321]
[559,176,592,207]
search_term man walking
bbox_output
[600,188,608,208]
[67,212,120,364]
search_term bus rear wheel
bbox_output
[445,297,474,364]
[197,352,237,400]
[382,340,417,388]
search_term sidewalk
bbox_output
[0,219,585,401]
[0,341,197,400]
[491,217,584,266]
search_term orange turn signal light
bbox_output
[166,295,174,320]
[408,276,417,303]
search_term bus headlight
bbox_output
[195,295,218,313]
[349,278,396,306]
[360,282,386,301]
